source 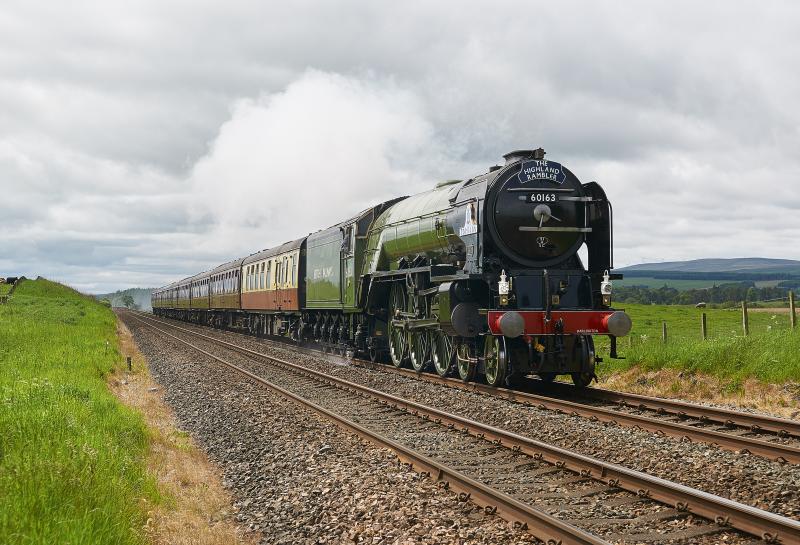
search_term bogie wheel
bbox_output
[571,336,596,388]
[484,335,508,387]
[410,330,431,373]
[570,372,595,388]
[388,283,407,368]
[456,342,476,382]
[431,330,455,377]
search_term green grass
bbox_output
[0,279,158,545]
[597,303,800,384]
[0,283,11,296]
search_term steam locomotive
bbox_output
[152,148,632,387]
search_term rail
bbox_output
[128,311,800,544]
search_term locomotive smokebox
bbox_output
[487,149,586,268]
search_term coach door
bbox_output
[340,224,355,309]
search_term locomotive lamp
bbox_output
[601,270,613,307]
[498,270,510,306]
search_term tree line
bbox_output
[623,270,800,282]
[616,282,794,306]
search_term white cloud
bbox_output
[187,71,448,258]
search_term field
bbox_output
[0,283,12,296]
[596,303,800,385]
[0,279,158,544]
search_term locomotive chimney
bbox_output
[502,147,545,165]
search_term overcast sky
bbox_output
[1,1,799,293]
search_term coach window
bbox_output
[266,261,272,289]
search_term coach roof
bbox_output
[242,237,305,266]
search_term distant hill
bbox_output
[95,288,154,311]
[615,258,800,290]
[619,258,800,275]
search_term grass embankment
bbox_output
[113,318,256,545]
[0,279,158,545]
[596,303,800,391]
[0,283,12,296]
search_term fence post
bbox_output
[791,291,797,330]
[662,321,667,343]
[742,301,749,336]
[701,312,708,340]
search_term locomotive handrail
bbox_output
[519,226,593,232]
[507,187,574,192]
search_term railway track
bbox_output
[141,311,800,465]
[373,363,800,466]
[127,311,800,544]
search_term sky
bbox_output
[1,1,799,293]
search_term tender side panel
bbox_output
[305,228,343,309]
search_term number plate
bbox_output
[529,193,557,203]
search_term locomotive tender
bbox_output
[152,148,632,387]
